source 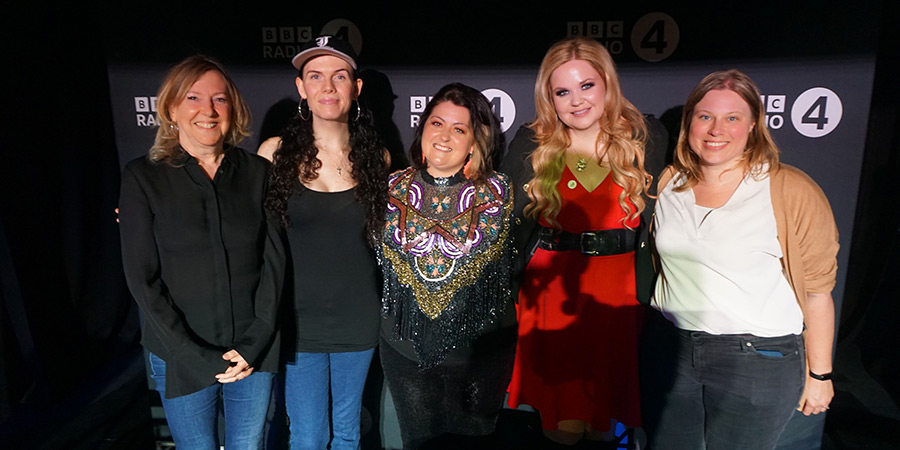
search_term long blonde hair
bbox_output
[150,55,251,164]
[525,37,649,228]
[673,69,780,191]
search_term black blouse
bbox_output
[119,147,284,398]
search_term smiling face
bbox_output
[688,89,756,172]
[171,70,230,154]
[421,101,476,178]
[549,59,607,134]
[296,55,362,122]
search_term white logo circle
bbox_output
[480,89,516,133]
[631,12,679,62]
[320,19,363,55]
[790,87,842,138]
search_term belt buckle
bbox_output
[580,231,602,256]
[539,228,557,251]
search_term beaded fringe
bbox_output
[381,244,512,369]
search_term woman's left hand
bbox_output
[797,375,834,415]
[216,349,254,383]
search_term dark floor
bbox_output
[2,334,898,449]
[821,338,900,450]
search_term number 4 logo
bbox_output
[791,87,843,138]
[631,12,679,62]
[480,89,516,133]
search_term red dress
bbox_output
[507,165,643,430]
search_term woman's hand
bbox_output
[215,349,254,383]
[798,375,834,415]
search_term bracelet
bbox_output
[809,370,833,381]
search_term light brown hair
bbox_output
[150,55,251,163]
[673,69,780,191]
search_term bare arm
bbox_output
[797,291,835,415]
[257,137,282,162]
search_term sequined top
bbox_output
[379,168,514,368]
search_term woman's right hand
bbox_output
[215,349,254,383]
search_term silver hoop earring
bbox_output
[352,100,361,122]
[298,99,311,121]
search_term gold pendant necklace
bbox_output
[576,158,588,172]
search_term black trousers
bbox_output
[380,327,516,449]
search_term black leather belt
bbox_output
[537,226,635,256]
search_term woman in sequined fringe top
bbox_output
[378,83,516,449]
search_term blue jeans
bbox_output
[640,312,805,450]
[284,349,375,450]
[148,352,274,450]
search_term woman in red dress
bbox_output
[502,37,665,446]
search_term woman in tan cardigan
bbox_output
[641,69,838,450]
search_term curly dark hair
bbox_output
[266,104,387,244]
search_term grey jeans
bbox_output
[640,311,805,450]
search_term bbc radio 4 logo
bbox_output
[763,87,843,138]
[261,20,362,60]
[134,96,158,127]
[567,12,680,62]
[409,89,516,133]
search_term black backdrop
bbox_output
[1,1,897,448]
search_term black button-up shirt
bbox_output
[119,147,284,398]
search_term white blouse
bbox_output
[652,172,803,336]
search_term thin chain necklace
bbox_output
[324,149,350,177]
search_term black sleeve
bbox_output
[635,115,670,305]
[498,125,540,300]
[231,209,285,368]
[228,153,285,370]
[643,114,670,195]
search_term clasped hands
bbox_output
[215,349,254,383]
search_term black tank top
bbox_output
[285,185,380,352]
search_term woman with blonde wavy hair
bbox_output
[502,37,667,446]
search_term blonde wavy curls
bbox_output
[524,37,649,229]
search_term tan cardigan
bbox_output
[657,163,839,320]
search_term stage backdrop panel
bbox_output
[105,5,878,448]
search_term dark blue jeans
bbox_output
[148,352,274,450]
[640,312,804,450]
